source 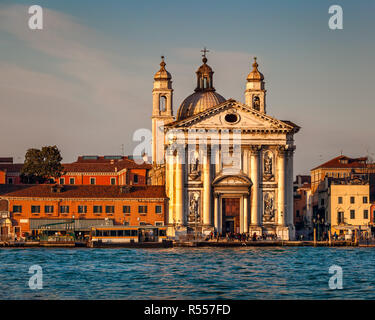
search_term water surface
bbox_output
[0,247,374,299]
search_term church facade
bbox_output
[151,52,300,240]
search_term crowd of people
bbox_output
[205,231,280,242]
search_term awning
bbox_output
[30,218,114,231]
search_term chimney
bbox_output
[51,184,64,193]
[120,185,133,193]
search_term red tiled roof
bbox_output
[0,185,166,199]
[62,160,151,173]
[312,155,368,171]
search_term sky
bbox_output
[0,0,374,175]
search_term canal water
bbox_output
[0,247,374,299]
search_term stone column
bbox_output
[243,148,249,175]
[214,193,220,232]
[166,149,174,225]
[203,149,211,226]
[277,147,286,226]
[286,148,295,226]
[243,194,249,233]
[250,146,260,226]
[175,152,184,225]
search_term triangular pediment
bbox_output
[165,99,299,133]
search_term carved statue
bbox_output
[264,153,273,175]
[189,151,199,173]
[263,193,275,222]
[188,192,200,223]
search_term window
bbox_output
[123,206,131,215]
[7,178,13,184]
[363,196,368,204]
[106,206,115,214]
[350,210,355,219]
[45,206,54,214]
[350,197,355,204]
[296,210,300,217]
[337,212,344,224]
[138,206,147,214]
[123,221,130,226]
[60,206,69,214]
[155,222,163,226]
[338,197,343,204]
[90,178,96,185]
[69,178,75,185]
[364,210,369,219]
[110,178,116,185]
[133,174,139,184]
[93,205,102,214]
[13,205,22,213]
[59,178,65,185]
[159,96,167,112]
[78,205,87,214]
[320,199,324,206]
[155,205,162,214]
[31,206,40,214]
[139,222,147,226]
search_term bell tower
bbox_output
[245,57,266,114]
[152,56,174,165]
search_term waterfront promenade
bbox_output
[1,239,373,248]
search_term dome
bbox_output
[154,56,171,80]
[176,91,226,120]
[247,57,264,81]
[176,50,226,120]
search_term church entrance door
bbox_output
[222,198,240,234]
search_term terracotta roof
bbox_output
[0,184,30,195]
[62,160,151,173]
[64,156,151,173]
[0,185,166,199]
[312,155,368,171]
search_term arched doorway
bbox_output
[212,174,252,234]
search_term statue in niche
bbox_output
[189,151,200,180]
[264,153,273,175]
[263,193,275,222]
[188,192,200,223]
[253,96,260,111]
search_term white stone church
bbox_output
[150,51,299,240]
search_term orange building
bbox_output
[310,155,370,193]
[57,155,151,186]
[0,184,166,238]
[0,157,23,184]
[0,155,151,186]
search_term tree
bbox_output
[21,146,64,184]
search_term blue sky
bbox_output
[0,0,374,174]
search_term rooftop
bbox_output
[312,155,368,171]
[0,185,166,199]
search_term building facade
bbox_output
[318,176,371,238]
[0,184,166,238]
[151,54,300,240]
